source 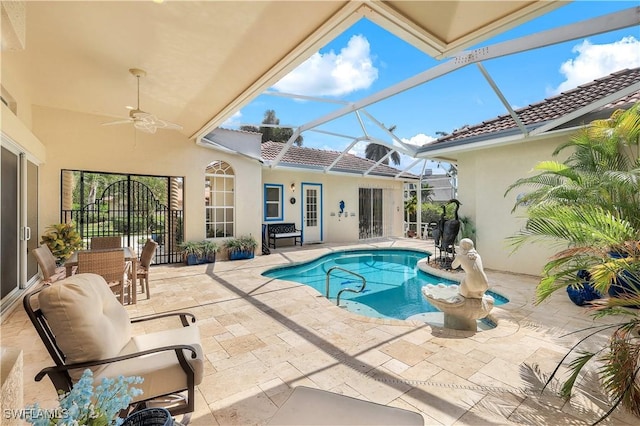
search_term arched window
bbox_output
[205,161,234,238]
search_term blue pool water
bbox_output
[262,248,508,320]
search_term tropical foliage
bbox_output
[364,125,401,166]
[40,222,84,263]
[505,103,640,417]
[224,235,258,253]
[178,240,219,264]
[240,109,304,146]
[365,143,401,166]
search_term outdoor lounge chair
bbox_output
[267,386,423,425]
[23,273,204,418]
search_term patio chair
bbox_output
[91,236,122,250]
[77,249,131,304]
[267,386,423,425]
[23,273,203,418]
[31,245,67,284]
[137,239,158,299]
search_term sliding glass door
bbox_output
[358,188,383,239]
[1,138,38,310]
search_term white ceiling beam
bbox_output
[192,0,364,141]
[358,2,446,57]
[264,90,350,105]
[270,128,302,167]
[363,149,395,176]
[395,158,423,179]
[308,128,359,140]
[475,62,528,135]
[324,138,363,173]
[297,7,640,134]
[360,109,416,153]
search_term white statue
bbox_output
[421,238,494,331]
[451,238,488,299]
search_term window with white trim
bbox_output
[205,161,234,238]
[264,184,283,221]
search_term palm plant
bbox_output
[505,103,640,418]
[365,143,400,166]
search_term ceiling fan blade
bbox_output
[134,120,157,134]
[102,119,133,126]
[107,68,183,133]
[153,118,183,131]
[137,113,183,132]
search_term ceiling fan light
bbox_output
[101,68,182,133]
[134,121,157,134]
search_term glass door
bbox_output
[1,146,19,299]
[358,188,384,239]
[1,138,38,311]
[302,183,322,243]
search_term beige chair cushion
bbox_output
[95,325,204,402]
[38,273,132,378]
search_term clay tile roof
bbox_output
[261,141,418,178]
[432,67,640,145]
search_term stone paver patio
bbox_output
[2,238,638,425]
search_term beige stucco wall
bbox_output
[1,103,46,162]
[456,135,572,276]
[29,106,263,244]
[262,169,406,243]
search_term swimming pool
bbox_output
[262,248,508,320]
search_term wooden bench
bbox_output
[267,223,302,249]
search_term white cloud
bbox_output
[273,35,378,97]
[401,133,437,147]
[348,144,366,157]
[552,36,640,94]
[221,110,242,127]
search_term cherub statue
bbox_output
[451,238,488,299]
[421,238,493,331]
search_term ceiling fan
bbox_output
[102,68,183,134]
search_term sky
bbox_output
[224,1,640,175]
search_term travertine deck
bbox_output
[2,238,638,425]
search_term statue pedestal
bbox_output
[443,314,477,331]
[422,284,494,332]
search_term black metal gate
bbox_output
[61,173,183,264]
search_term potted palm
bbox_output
[506,103,640,419]
[225,235,257,260]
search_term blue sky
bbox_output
[225,1,640,175]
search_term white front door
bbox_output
[301,183,322,243]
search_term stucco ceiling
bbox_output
[1,0,564,139]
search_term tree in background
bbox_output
[240,109,303,146]
[365,125,401,166]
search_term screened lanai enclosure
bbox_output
[60,170,184,264]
